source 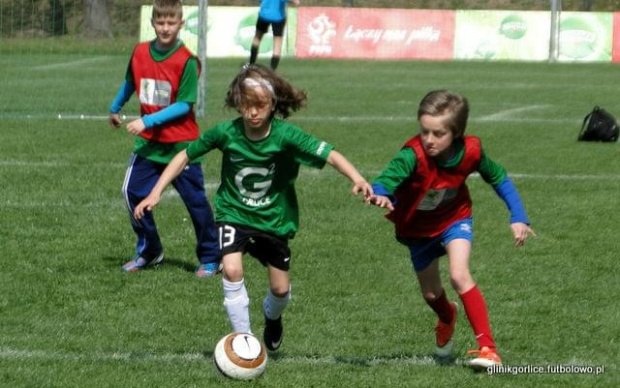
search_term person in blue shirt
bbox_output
[248,0,300,70]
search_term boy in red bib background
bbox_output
[108,0,220,277]
[369,90,535,371]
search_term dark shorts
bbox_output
[217,223,291,271]
[256,17,286,36]
[399,218,473,272]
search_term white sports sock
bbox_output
[263,286,291,320]
[222,278,251,334]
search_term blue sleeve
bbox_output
[371,183,395,203]
[494,177,529,224]
[109,81,135,113]
[141,101,192,129]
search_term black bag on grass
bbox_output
[578,106,619,142]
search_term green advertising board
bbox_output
[454,10,613,62]
[454,11,550,61]
[558,12,612,62]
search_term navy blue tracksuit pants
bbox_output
[122,154,220,265]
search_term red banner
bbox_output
[613,12,620,62]
[296,8,455,60]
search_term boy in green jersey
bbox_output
[108,0,220,277]
[134,64,372,350]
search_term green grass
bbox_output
[0,55,618,387]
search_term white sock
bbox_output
[222,278,251,334]
[263,286,291,320]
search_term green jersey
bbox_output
[186,118,334,238]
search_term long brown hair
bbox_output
[225,64,307,119]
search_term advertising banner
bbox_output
[613,13,620,62]
[139,6,297,58]
[557,12,612,62]
[295,8,454,60]
[454,11,550,61]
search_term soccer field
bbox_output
[0,54,618,387]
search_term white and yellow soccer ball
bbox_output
[213,332,268,380]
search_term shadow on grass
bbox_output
[264,352,460,368]
[101,255,197,274]
[201,345,460,368]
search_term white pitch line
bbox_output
[352,171,620,182]
[1,347,599,370]
[0,348,203,363]
[31,57,110,71]
[0,113,579,124]
[55,114,137,121]
[3,171,615,209]
[477,105,552,122]
[508,173,620,181]
[276,354,452,367]
[0,347,459,366]
[0,160,127,168]
[292,114,577,124]
[0,160,66,167]
[1,159,619,182]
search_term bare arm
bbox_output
[326,150,373,200]
[133,149,191,219]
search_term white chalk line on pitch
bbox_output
[1,172,618,209]
[30,56,112,71]
[303,169,620,182]
[0,183,221,209]
[0,347,459,367]
[2,159,618,182]
[476,105,552,122]
[0,112,579,124]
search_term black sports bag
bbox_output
[578,106,619,142]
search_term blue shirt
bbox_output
[259,0,289,22]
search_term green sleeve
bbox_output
[186,125,220,160]
[372,147,416,194]
[124,58,133,83]
[176,57,199,104]
[478,149,508,187]
[287,125,334,168]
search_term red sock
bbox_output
[425,289,454,324]
[459,285,496,351]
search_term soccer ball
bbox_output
[213,332,268,380]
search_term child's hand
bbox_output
[109,113,122,128]
[510,222,536,247]
[126,118,146,135]
[352,180,373,202]
[369,195,394,211]
[134,194,161,220]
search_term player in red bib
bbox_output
[369,90,535,371]
[108,0,220,277]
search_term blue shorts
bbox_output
[402,218,473,272]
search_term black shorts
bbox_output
[256,17,286,37]
[217,223,291,271]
